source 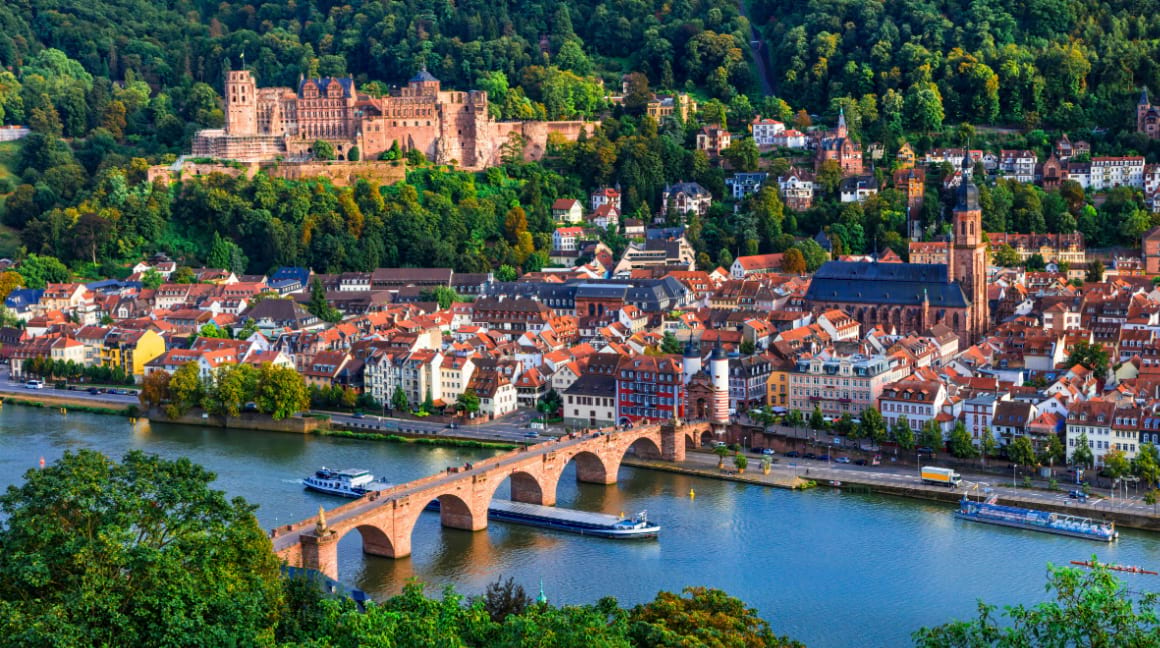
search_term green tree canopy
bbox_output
[0,450,282,647]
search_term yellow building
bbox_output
[765,362,791,408]
[102,329,166,381]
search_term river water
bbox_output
[2,409,1158,647]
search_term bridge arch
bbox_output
[627,435,662,460]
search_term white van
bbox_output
[24,379,44,389]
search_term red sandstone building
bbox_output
[815,107,862,176]
[195,65,591,167]
[806,157,989,345]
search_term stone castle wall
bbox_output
[148,160,406,188]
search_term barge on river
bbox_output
[426,498,660,539]
[955,495,1117,542]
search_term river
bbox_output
[2,409,1158,647]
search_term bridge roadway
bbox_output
[272,421,707,578]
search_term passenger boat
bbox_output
[955,495,1117,542]
[302,467,391,498]
[426,498,660,539]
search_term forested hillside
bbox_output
[752,0,1160,133]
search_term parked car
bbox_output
[352,412,365,419]
[784,451,801,458]
[802,452,816,460]
[835,456,851,464]
[24,380,44,389]
[1068,489,1088,501]
[87,387,102,394]
[761,448,775,456]
[817,454,831,462]
[853,459,868,466]
[524,431,541,438]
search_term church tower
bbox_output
[224,62,258,136]
[950,154,989,343]
[836,105,848,138]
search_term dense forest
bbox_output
[1,0,1160,278]
[753,0,1160,134]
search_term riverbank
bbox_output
[319,427,517,450]
[623,457,804,489]
[0,392,138,416]
[627,454,1160,534]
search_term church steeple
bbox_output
[949,147,988,345]
[836,105,848,138]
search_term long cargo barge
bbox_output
[425,499,660,539]
[955,496,1117,542]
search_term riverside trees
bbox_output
[143,361,308,421]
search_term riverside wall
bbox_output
[145,408,325,434]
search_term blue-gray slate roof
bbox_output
[805,261,969,308]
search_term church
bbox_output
[805,156,990,345]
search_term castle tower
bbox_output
[1139,87,1151,133]
[681,336,701,385]
[709,341,729,426]
[950,154,989,343]
[224,66,258,136]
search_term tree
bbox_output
[892,416,915,451]
[207,363,258,417]
[835,413,857,437]
[0,450,282,647]
[809,405,826,430]
[17,254,69,289]
[1008,436,1036,468]
[991,244,1021,268]
[980,427,998,463]
[660,332,682,354]
[781,248,806,273]
[714,444,731,469]
[167,361,204,417]
[739,339,756,355]
[949,422,979,459]
[859,407,887,445]
[630,587,803,648]
[495,264,518,282]
[785,409,805,428]
[1134,442,1160,488]
[140,268,163,290]
[311,139,336,160]
[1104,448,1130,482]
[0,271,23,302]
[1066,340,1110,380]
[1040,433,1066,468]
[139,370,172,410]
[476,576,531,623]
[391,386,410,413]
[920,419,943,452]
[722,137,759,172]
[254,363,308,420]
[913,562,1158,647]
[1071,431,1094,468]
[306,277,342,324]
[347,146,360,162]
[1085,259,1105,283]
[734,453,749,473]
[206,232,247,274]
[458,389,480,416]
[1145,489,1159,515]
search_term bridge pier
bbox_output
[661,422,686,462]
[511,471,558,507]
[300,532,340,581]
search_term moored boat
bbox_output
[302,467,391,498]
[426,498,660,539]
[955,495,1117,542]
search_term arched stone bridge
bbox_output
[272,420,710,579]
